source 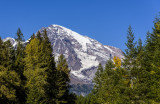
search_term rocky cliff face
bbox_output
[3,24,124,84]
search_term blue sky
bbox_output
[0,0,160,51]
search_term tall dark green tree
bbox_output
[123,25,137,71]
[139,18,160,103]
[24,29,75,104]
[90,59,129,104]
[103,59,129,104]
[92,64,103,94]
[90,63,104,104]
[29,33,35,43]
[41,29,58,103]
[55,54,74,104]
[24,29,55,103]
[15,28,25,77]
[122,25,141,103]
[0,39,21,103]
[37,31,42,42]
[14,28,26,103]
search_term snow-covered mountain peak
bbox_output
[38,25,124,83]
[46,24,92,52]
[3,37,15,42]
[3,25,124,84]
[3,37,17,47]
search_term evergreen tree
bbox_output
[41,29,58,103]
[0,39,21,103]
[29,33,35,42]
[55,54,72,104]
[15,28,25,77]
[76,95,85,104]
[15,28,24,42]
[24,29,56,103]
[76,94,92,104]
[90,58,130,104]
[24,38,48,103]
[14,28,26,103]
[24,29,74,104]
[93,61,113,104]
[105,59,128,104]
[123,25,137,71]
[122,25,140,103]
[92,64,103,95]
[139,18,160,103]
[37,31,42,42]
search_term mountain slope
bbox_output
[3,24,124,84]
[40,24,124,84]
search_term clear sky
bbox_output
[0,0,160,51]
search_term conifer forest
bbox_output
[1,16,160,104]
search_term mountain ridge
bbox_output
[3,24,124,84]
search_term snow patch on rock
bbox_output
[52,25,92,51]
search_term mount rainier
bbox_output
[3,24,124,84]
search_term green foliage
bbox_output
[55,54,74,104]
[24,29,56,103]
[87,21,160,103]
[138,18,160,103]
[24,38,47,103]
[24,30,75,104]
[76,94,92,104]
[70,84,93,96]
[14,28,26,103]
[2,15,160,104]
[123,25,137,71]
[37,31,42,42]
[92,63,103,95]
[0,29,75,104]
[15,28,24,42]
[0,68,21,103]
[90,60,129,104]
[0,39,21,103]
[29,33,35,42]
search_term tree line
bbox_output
[76,18,160,104]
[0,29,76,104]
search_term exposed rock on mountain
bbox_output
[3,24,124,84]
